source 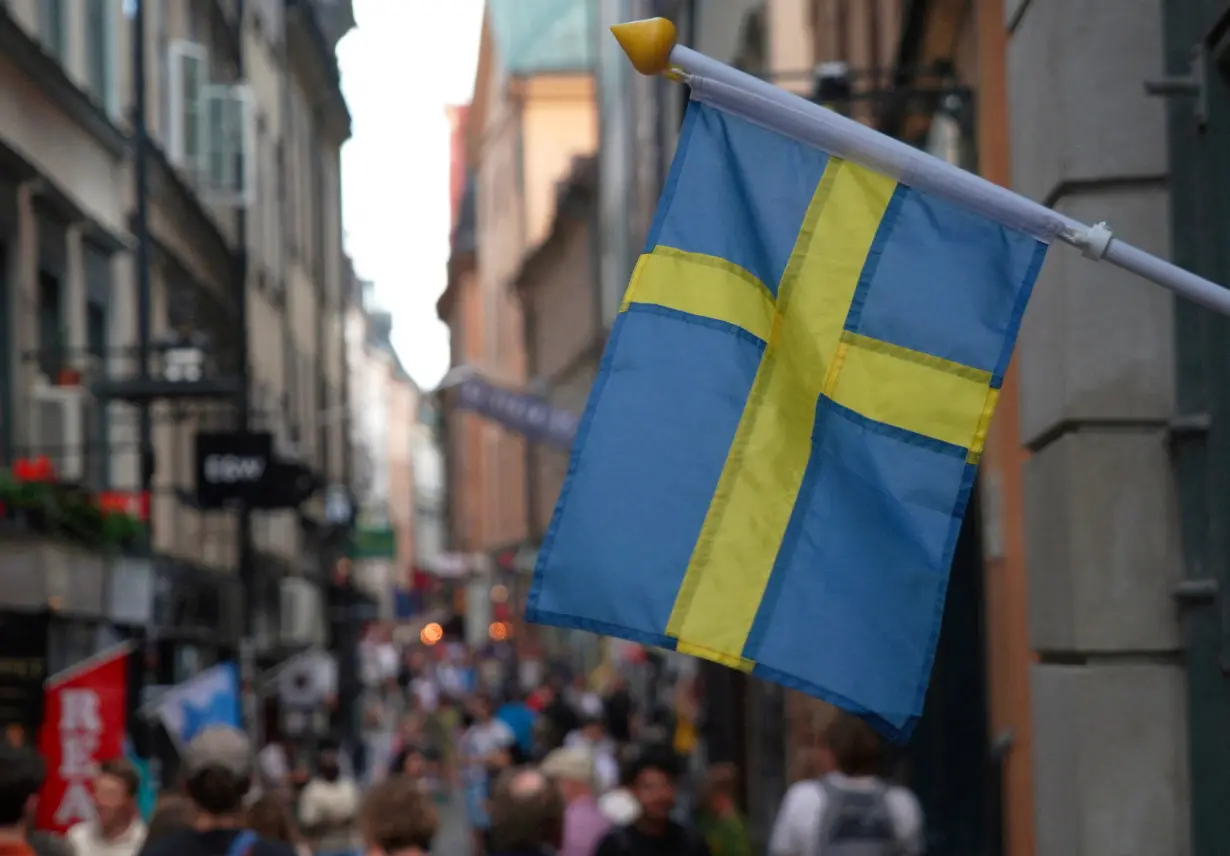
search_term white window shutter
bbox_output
[167,40,209,175]
[202,83,256,208]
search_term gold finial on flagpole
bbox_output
[610,17,678,76]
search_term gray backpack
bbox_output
[816,778,902,856]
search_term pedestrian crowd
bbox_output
[0,635,924,856]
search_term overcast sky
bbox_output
[337,0,485,390]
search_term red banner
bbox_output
[36,645,130,834]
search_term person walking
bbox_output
[540,748,610,856]
[141,795,194,846]
[298,745,361,856]
[245,796,308,856]
[601,677,636,750]
[460,695,516,856]
[563,714,618,796]
[356,777,437,856]
[539,677,580,756]
[486,768,564,856]
[593,746,709,856]
[494,690,536,764]
[359,680,402,786]
[0,745,54,856]
[768,712,924,856]
[137,727,296,856]
[693,764,751,856]
[66,759,147,856]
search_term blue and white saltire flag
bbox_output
[155,662,241,748]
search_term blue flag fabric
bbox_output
[526,98,1047,741]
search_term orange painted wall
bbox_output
[446,105,471,226]
[974,1,1035,855]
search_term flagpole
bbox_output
[610,19,1230,319]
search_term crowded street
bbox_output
[2,0,1230,855]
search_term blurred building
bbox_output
[996,0,1230,853]
[515,156,597,549]
[512,154,598,664]
[0,0,352,695]
[344,285,419,619]
[739,1,1230,854]
[411,396,446,572]
[438,0,598,650]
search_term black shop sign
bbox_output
[0,612,49,747]
[194,431,322,510]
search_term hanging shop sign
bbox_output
[195,431,274,507]
[454,373,579,449]
[352,526,396,559]
[194,431,321,510]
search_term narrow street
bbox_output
[431,790,472,856]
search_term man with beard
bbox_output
[594,746,709,856]
[298,745,361,856]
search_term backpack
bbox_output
[816,779,901,856]
[224,831,258,856]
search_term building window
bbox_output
[252,113,266,269]
[317,378,329,475]
[272,141,285,282]
[168,40,209,178]
[85,0,113,112]
[85,243,111,488]
[38,0,66,60]
[204,84,255,202]
[37,271,63,379]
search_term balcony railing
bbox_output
[21,342,242,405]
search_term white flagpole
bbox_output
[610,19,1230,319]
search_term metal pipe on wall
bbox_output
[128,0,153,764]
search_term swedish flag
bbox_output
[526,98,1047,740]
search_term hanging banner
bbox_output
[455,373,579,449]
[0,612,50,748]
[37,644,131,834]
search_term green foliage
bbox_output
[0,468,143,552]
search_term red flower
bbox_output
[14,456,56,482]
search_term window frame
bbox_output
[201,82,256,207]
[167,39,210,178]
[38,0,67,61]
[84,0,119,116]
